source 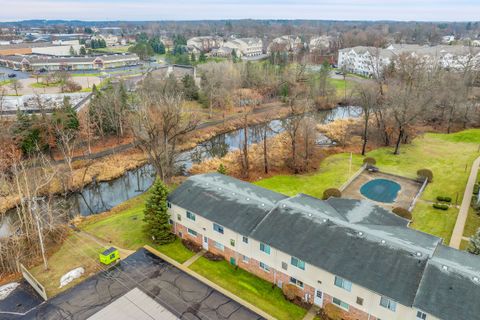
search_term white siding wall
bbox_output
[168,203,440,320]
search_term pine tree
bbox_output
[143,180,175,244]
[217,163,227,175]
[468,228,480,255]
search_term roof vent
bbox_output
[246,197,250,201]
[415,252,422,257]
[381,240,386,244]
[282,204,287,208]
[323,218,328,222]
[358,231,364,236]
[308,213,312,217]
[232,192,236,195]
[261,203,265,207]
[474,276,479,282]
[218,187,222,190]
[442,265,448,271]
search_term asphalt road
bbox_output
[0,249,264,320]
[0,66,29,80]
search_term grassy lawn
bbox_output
[30,81,62,88]
[256,129,480,242]
[80,192,195,264]
[0,79,13,86]
[255,153,363,199]
[29,232,103,297]
[189,257,307,320]
[464,207,480,238]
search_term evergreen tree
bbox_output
[181,75,199,100]
[143,180,176,244]
[190,52,196,63]
[79,46,87,55]
[468,228,480,255]
[199,51,207,63]
[217,163,227,175]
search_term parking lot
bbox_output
[0,249,263,320]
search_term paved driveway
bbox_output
[0,249,263,320]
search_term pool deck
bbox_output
[342,171,423,210]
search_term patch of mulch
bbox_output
[204,252,224,261]
[291,296,312,309]
[181,239,202,253]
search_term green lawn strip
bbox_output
[410,201,458,243]
[189,257,307,320]
[0,79,13,86]
[463,207,480,238]
[80,191,194,264]
[460,239,470,251]
[254,153,363,198]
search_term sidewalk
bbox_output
[449,156,480,249]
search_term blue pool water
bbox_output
[360,179,401,203]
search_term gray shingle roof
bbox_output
[168,173,287,236]
[169,174,480,319]
[413,245,480,320]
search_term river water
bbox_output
[0,106,360,237]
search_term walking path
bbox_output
[449,156,480,249]
[302,305,318,320]
[144,245,276,320]
[182,250,205,267]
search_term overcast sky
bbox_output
[0,0,479,22]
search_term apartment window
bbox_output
[168,219,173,225]
[167,202,172,208]
[242,255,249,263]
[177,214,181,221]
[186,211,196,221]
[332,297,349,311]
[187,228,197,237]
[291,256,305,270]
[289,277,304,288]
[260,242,271,254]
[259,262,270,272]
[334,276,352,292]
[230,239,235,247]
[213,223,224,234]
[356,297,364,306]
[242,236,249,244]
[380,297,397,312]
[214,241,224,251]
[281,262,288,270]
[416,311,427,320]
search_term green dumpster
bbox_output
[99,247,120,265]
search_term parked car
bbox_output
[7,73,16,78]
[335,71,344,75]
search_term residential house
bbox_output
[309,35,332,52]
[187,36,224,54]
[267,35,303,54]
[168,173,480,320]
[221,38,263,57]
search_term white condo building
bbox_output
[338,44,480,77]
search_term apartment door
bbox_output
[314,289,323,306]
[203,236,209,250]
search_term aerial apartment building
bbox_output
[338,44,480,77]
[168,173,480,320]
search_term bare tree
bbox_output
[131,78,198,181]
[355,83,380,155]
[9,79,23,96]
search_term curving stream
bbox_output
[0,106,360,237]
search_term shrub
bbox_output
[282,284,297,301]
[433,203,449,210]
[323,188,342,200]
[436,196,452,203]
[204,252,224,261]
[363,157,376,165]
[181,239,202,253]
[474,183,479,195]
[417,169,433,182]
[392,207,412,220]
[217,163,227,175]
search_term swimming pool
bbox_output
[360,178,401,203]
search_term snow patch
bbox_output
[59,267,85,288]
[0,282,19,300]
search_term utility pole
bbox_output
[32,198,48,270]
